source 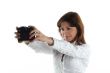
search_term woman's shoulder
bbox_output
[74,43,90,52]
[81,44,90,48]
[74,43,90,48]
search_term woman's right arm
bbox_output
[26,40,53,54]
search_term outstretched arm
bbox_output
[49,38,90,59]
[27,40,53,54]
[29,26,90,59]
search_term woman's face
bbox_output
[59,21,77,42]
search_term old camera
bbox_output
[16,26,34,43]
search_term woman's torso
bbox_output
[53,50,89,73]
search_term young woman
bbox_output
[16,12,90,73]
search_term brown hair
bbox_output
[57,12,86,45]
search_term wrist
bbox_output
[46,37,54,46]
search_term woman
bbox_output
[16,12,90,73]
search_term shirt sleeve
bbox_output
[27,40,53,54]
[50,38,90,59]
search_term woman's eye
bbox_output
[59,27,71,31]
[67,28,71,30]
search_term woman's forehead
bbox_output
[60,21,76,27]
[60,22,70,26]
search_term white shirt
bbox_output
[28,38,90,73]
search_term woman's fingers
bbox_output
[15,32,20,35]
[29,29,40,40]
[30,29,40,35]
[15,35,20,39]
[30,30,36,35]
[28,25,36,29]
[14,32,20,39]
[29,32,39,40]
[29,33,35,39]
[15,26,41,41]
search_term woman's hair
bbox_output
[57,12,86,45]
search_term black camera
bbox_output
[16,26,34,43]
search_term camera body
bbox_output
[16,26,34,43]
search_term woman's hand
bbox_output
[29,26,54,45]
[29,27,47,42]
[15,25,54,45]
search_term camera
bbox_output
[16,26,34,43]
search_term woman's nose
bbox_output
[62,31,68,37]
[62,30,68,35]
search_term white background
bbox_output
[0,0,110,73]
